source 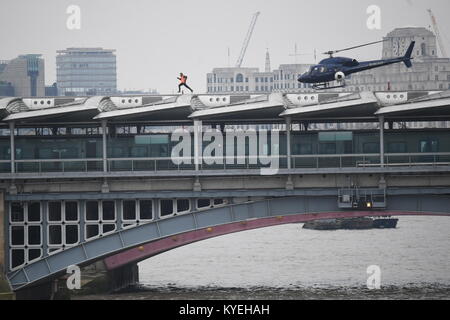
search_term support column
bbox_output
[101,120,108,173]
[379,116,385,167]
[193,119,202,191]
[9,122,17,195]
[9,122,15,174]
[286,117,292,170]
[101,120,109,193]
[193,119,202,171]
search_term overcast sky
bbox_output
[1,0,449,93]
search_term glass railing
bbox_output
[0,153,449,174]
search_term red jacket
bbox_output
[179,75,187,84]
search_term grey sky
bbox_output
[1,0,449,93]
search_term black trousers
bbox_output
[178,83,193,93]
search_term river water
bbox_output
[85,216,450,299]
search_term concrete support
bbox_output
[193,119,202,171]
[193,177,202,192]
[379,116,385,167]
[286,117,292,170]
[107,263,139,292]
[286,175,294,190]
[0,191,14,299]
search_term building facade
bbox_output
[345,27,450,92]
[206,67,272,94]
[272,64,312,92]
[0,55,45,97]
[56,48,117,96]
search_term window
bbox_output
[102,201,115,221]
[85,201,115,240]
[197,199,210,209]
[122,200,153,228]
[196,198,227,210]
[387,142,407,153]
[10,203,24,223]
[160,200,174,217]
[177,199,190,213]
[419,139,438,153]
[295,143,312,155]
[139,200,153,220]
[319,143,336,154]
[421,43,427,56]
[236,74,244,83]
[123,200,137,220]
[363,142,380,153]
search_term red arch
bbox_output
[104,211,449,270]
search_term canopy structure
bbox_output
[1,90,449,125]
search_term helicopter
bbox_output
[298,40,415,90]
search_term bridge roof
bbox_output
[1,90,450,125]
[375,91,450,120]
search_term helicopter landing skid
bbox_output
[312,82,346,90]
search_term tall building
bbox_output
[56,48,117,96]
[346,27,450,92]
[265,49,271,72]
[0,54,45,97]
[0,81,14,96]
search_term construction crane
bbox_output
[235,12,260,68]
[427,9,448,58]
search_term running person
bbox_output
[177,73,193,93]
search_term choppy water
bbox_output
[84,216,450,299]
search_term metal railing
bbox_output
[0,152,449,174]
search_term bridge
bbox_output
[0,90,450,298]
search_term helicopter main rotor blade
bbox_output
[323,40,387,55]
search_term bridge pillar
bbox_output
[0,190,14,299]
[107,263,139,292]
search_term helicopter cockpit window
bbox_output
[311,66,320,74]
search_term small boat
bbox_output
[303,217,398,230]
